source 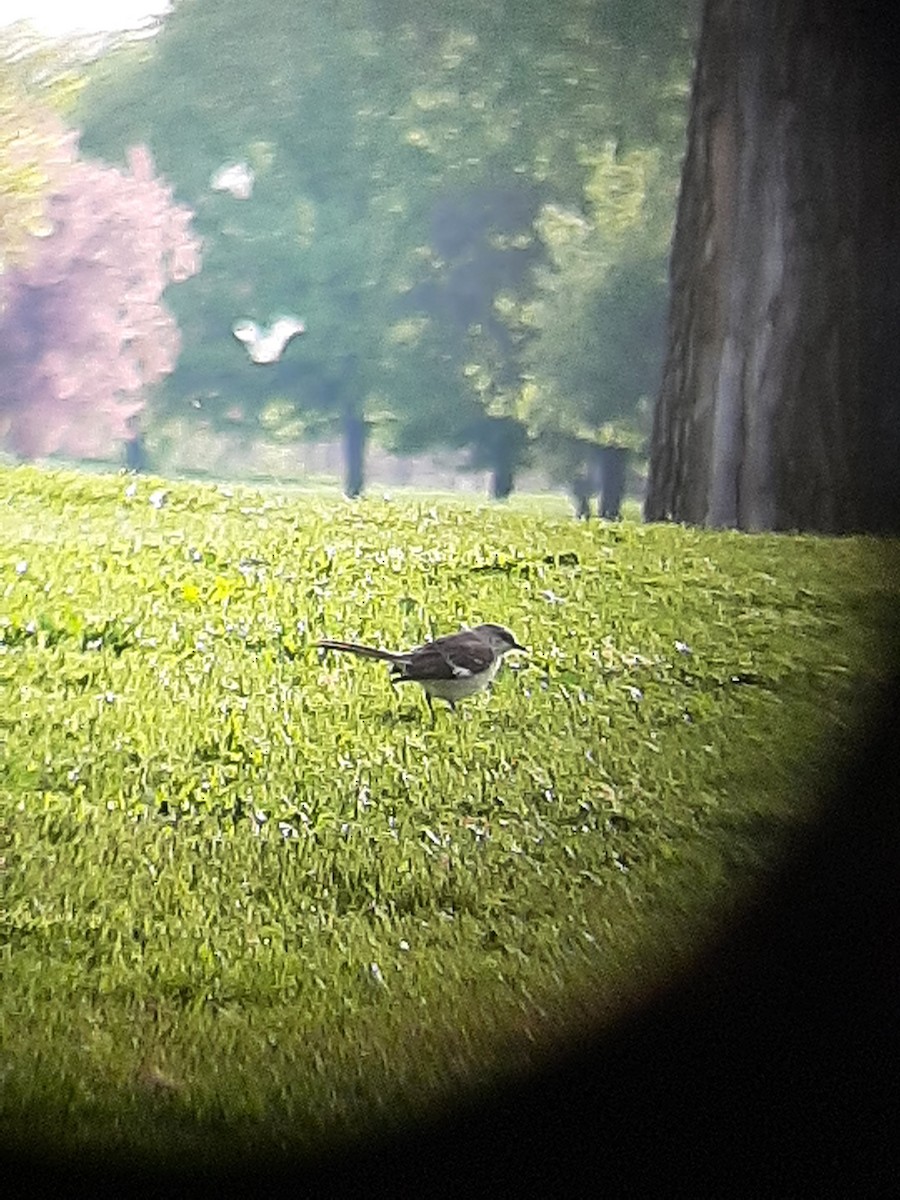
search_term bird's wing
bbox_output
[210,162,254,198]
[268,319,305,355]
[395,642,459,681]
[271,317,305,337]
[407,633,494,680]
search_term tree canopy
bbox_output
[70,0,696,492]
[1,25,201,460]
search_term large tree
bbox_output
[1,133,200,461]
[78,0,418,495]
[78,0,697,496]
[645,0,900,533]
[381,4,695,499]
[1,27,201,461]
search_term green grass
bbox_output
[0,464,896,1168]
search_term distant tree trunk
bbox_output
[342,403,367,498]
[571,475,592,519]
[645,0,900,533]
[123,433,149,472]
[598,447,628,520]
[478,414,526,500]
[490,450,515,500]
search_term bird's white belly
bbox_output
[420,658,501,701]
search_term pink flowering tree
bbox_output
[0,132,201,460]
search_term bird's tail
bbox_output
[317,639,406,664]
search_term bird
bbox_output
[232,316,306,364]
[317,623,526,719]
[210,161,255,200]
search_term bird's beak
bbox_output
[512,640,527,652]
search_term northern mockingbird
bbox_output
[317,623,525,717]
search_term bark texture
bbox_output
[645,1,900,532]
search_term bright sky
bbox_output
[0,0,171,38]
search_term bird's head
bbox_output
[231,320,260,345]
[475,624,527,656]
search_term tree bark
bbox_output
[645,1,900,533]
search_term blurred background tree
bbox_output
[1,23,87,273]
[372,1,697,500]
[1,24,201,461]
[3,1,698,498]
[1,141,200,458]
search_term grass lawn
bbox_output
[0,464,896,1168]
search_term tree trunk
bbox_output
[571,475,592,520]
[123,433,149,473]
[342,404,367,498]
[481,415,523,500]
[645,1,900,533]
[598,447,628,520]
[490,444,516,500]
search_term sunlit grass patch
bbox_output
[0,463,896,1166]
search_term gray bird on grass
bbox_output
[317,623,526,718]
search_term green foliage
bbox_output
[0,26,83,271]
[77,0,430,458]
[515,129,687,464]
[0,21,179,279]
[74,0,698,491]
[1,463,895,1163]
[382,4,697,484]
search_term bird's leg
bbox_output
[426,693,436,724]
